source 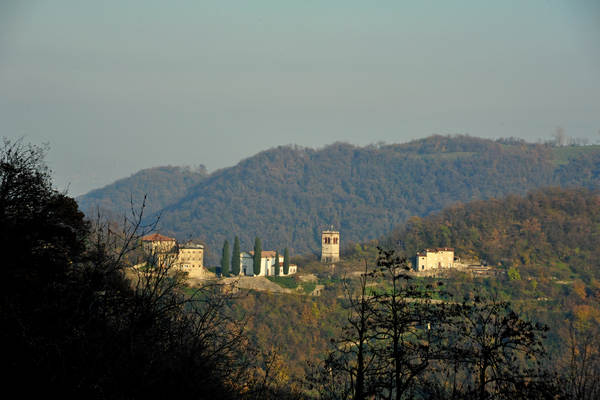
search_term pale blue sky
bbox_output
[1,1,599,195]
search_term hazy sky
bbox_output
[1,1,599,195]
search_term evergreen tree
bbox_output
[231,236,241,276]
[253,237,262,276]
[283,248,290,275]
[274,250,280,276]
[221,240,230,277]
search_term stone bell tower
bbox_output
[321,228,340,263]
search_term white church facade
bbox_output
[238,251,297,276]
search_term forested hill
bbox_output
[76,136,600,262]
[77,166,207,217]
[386,187,600,281]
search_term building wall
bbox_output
[321,230,340,263]
[177,247,204,269]
[415,249,454,271]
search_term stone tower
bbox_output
[321,229,340,263]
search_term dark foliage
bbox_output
[232,236,241,276]
[221,239,230,277]
[310,249,557,399]
[0,140,255,399]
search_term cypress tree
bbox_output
[253,237,262,276]
[274,250,280,276]
[283,247,290,275]
[231,236,241,276]
[221,240,230,277]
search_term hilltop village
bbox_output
[139,229,486,281]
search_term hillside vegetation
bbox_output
[76,136,600,262]
[386,187,600,282]
[244,188,600,385]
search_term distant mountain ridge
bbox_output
[77,165,207,217]
[76,136,600,263]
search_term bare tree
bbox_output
[556,321,600,400]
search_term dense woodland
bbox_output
[5,138,600,398]
[386,187,600,281]
[77,135,600,263]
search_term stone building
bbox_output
[141,233,206,276]
[415,248,454,271]
[177,241,204,270]
[321,229,340,263]
[141,233,177,255]
[141,233,178,267]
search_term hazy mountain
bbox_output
[77,165,207,217]
[76,136,600,263]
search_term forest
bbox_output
[77,135,600,264]
[4,139,600,399]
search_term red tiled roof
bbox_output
[141,233,176,242]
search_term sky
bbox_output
[1,1,599,196]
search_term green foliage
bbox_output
[221,239,230,277]
[231,236,241,276]
[78,136,600,264]
[283,248,289,275]
[508,266,521,280]
[274,250,280,276]
[266,276,298,289]
[301,282,317,294]
[253,237,262,276]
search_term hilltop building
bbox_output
[321,229,340,263]
[238,251,297,276]
[415,248,454,271]
[141,233,207,276]
[177,241,205,270]
[141,233,177,255]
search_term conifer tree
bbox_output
[283,248,290,275]
[274,250,280,276]
[221,240,230,277]
[253,237,262,276]
[231,236,241,276]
